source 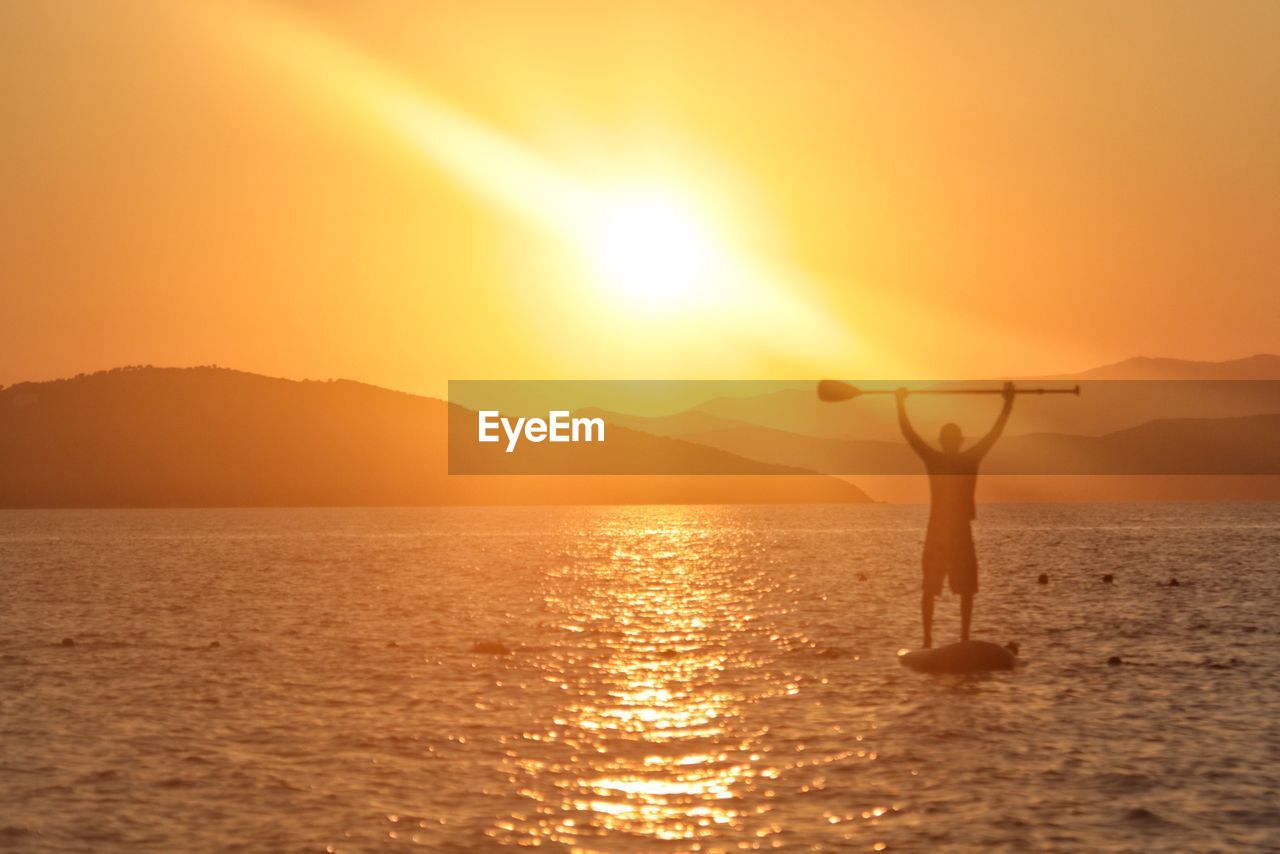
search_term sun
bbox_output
[583,186,724,310]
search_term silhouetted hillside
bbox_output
[1041,354,1280,381]
[571,406,742,438]
[0,367,870,507]
[618,356,1280,442]
[680,415,1280,475]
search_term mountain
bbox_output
[5,357,1274,507]
[1054,414,1280,474]
[1042,354,1280,381]
[683,425,909,472]
[612,355,1280,443]
[680,415,1280,475]
[570,406,743,438]
[0,367,870,507]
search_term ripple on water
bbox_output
[0,503,1276,851]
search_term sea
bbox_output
[1,503,1277,852]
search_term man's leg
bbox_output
[960,593,973,642]
[921,592,934,649]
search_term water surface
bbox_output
[1,504,1277,851]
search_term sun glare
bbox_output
[584,187,723,310]
[223,3,862,364]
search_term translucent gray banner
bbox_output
[447,380,1280,475]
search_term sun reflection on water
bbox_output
[485,512,876,850]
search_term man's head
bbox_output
[939,422,964,453]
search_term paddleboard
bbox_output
[898,640,1016,674]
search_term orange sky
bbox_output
[2,1,1278,394]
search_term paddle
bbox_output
[817,380,1080,402]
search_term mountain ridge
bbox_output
[4,357,1278,506]
[1035,353,1280,381]
[0,366,870,507]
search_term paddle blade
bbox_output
[817,380,860,402]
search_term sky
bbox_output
[2,1,1278,395]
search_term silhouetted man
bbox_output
[896,382,1014,648]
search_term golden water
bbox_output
[1,504,1276,850]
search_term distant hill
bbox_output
[595,356,1280,501]
[680,414,1280,475]
[570,406,743,438]
[619,355,1280,443]
[0,367,870,508]
[5,358,1275,507]
[1039,354,1280,381]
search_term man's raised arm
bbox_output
[969,381,1016,460]
[896,388,933,459]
